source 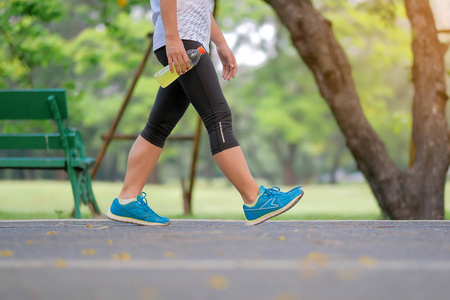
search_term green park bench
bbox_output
[0,89,100,218]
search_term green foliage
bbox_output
[3,0,62,21]
[0,0,162,180]
[0,0,427,183]
[0,0,66,87]
[215,0,273,26]
[319,0,413,168]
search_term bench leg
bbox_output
[76,168,101,216]
[67,167,82,218]
[69,167,101,218]
[68,167,102,218]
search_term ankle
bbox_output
[119,190,141,200]
[118,197,135,205]
[242,188,260,205]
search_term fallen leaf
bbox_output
[300,252,328,268]
[207,275,230,291]
[85,225,92,228]
[279,236,286,241]
[48,231,57,235]
[26,240,34,245]
[359,255,376,267]
[164,251,175,259]
[308,252,328,263]
[93,226,110,230]
[0,250,13,257]
[56,259,67,269]
[81,249,96,256]
[108,240,114,245]
[112,252,131,260]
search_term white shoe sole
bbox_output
[245,190,304,226]
[106,210,169,226]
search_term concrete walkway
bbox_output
[1,219,450,300]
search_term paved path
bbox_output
[1,219,450,300]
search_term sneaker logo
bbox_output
[246,198,279,211]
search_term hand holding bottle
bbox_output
[154,46,206,88]
[165,37,190,75]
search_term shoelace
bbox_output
[264,187,282,196]
[136,192,157,214]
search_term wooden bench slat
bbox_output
[0,134,77,150]
[0,157,66,168]
[0,89,68,120]
[0,157,95,169]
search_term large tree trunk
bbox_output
[404,0,450,218]
[264,0,450,219]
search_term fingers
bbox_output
[222,57,237,81]
[166,41,190,75]
[169,55,190,75]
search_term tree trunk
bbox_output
[403,0,450,218]
[273,137,297,185]
[148,164,161,184]
[264,0,450,219]
[329,134,346,185]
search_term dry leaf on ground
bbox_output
[207,275,230,291]
[81,249,96,256]
[56,259,67,269]
[0,250,13,257]
[112,252,132,260]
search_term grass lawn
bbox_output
[0,179,449,220]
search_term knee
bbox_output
[211,110,233,132]
[203,101,233,133]
[208,111,240,155]
[140,121,174,148]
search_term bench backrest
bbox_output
[0,89,68,120]
[0,133,78,150]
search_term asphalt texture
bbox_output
[1,219,450,300]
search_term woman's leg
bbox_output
[118,64,191,199]
[177,41,260,204]
[118,136,163,200]
[213,147,259,204]
[106,48,191,225]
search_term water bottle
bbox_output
[154,46,206,88]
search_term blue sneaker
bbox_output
[106,192,169,226]
[243,186,304,225]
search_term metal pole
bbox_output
[182,0,220,215]
[184,116,203,215]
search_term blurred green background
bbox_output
[0,0,449,219]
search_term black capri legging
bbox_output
[140,40,240,155]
